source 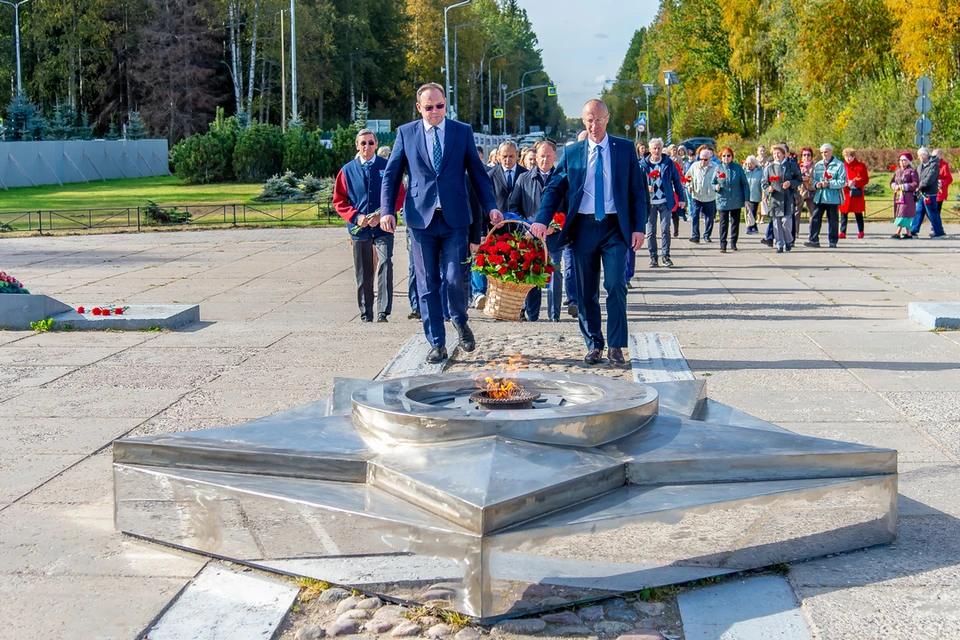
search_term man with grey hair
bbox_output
[640,137,685,267]
[488,140,526,213]
[805,143,846,248]
[913,147,946,238]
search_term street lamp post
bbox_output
[0,0,30,95]
[500,82,507,135]
[520,69,538,136]
[289,0,297,118]
[488,52,507,131]
[444,0,472,113]
[453,21,480,120]
[663,70,680,145]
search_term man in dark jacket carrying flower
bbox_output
[640,138,685,267]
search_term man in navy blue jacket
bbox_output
[333,129,405,323]
[531,99,647,365]
[380,83,503,364]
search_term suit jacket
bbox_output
[488,164,528,213]
[536,136,647,246]
[381,119,496,229]
[510,167,566,251]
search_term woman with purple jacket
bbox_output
[891,153,919,239]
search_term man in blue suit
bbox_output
[531,99,647,365]
[380,82,503,364]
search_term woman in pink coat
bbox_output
[839,148,869,239]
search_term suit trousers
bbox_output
[840,212,864,235]
[573,215,629,351]
[647,202,672,258]
[410,214,469,347]
[353,235,394,320]
[809,203,839,245]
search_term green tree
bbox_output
[126,110,146,139]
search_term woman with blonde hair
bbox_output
[839,148,869,239]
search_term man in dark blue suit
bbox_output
[380,82,503,364]
[531,99,647,365]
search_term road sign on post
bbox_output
[547,86,557,97]
[917,76,933,95]
[637,111,647,126]
[915,76,933,145]
[493,108,504,119]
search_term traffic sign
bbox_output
[915,134,931,146]
[916,96,933,114]
[547,86,557,97]
[638,124,645,133]
[493,108,504,119]
[637,111,648,125]
[917,76,933,95]
[916,116,933,135]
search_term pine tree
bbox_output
[46,102,76,140]
[73,111,94,140]
[353,100,368,128]
[126,110,147,139]
[107,120,121,140]
[5,95,44,141]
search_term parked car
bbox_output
[680,137,717,151]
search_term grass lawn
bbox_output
[0,176,264,212]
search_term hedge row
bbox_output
[171,111,361,184]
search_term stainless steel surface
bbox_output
[351,371,659,447]
[113,371,899,621]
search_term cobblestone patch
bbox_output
[276,587,682,640]
[445,332,633,380]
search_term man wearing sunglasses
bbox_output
[334,129,406,324]
[381,83,503,364]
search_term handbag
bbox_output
[850,187,863,197]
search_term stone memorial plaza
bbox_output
[1,225,960,639]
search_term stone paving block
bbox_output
[909,302,960,329]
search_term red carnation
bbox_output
[824,172,832,180]
[532,263,542,274]
[552,212,566,228]
[717,172,727,179]
[77,306,85,314]
[523,261,532,270]
[475,255,486,267]
[888,164,897,171]
[517,271,527,281]
[649,169,661,180]
[115,308,124,315]
[497,266,508,275]
[770,175,781,182]
[508,260,519,270]
[92,308,102,315]
[510,250,521,260]
[102,309,111,316]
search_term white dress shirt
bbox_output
[579,135,617,215]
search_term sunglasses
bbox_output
[721,154,732,158]
[421,103,446,112]
[359,141,376,146]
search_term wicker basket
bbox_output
[481,219,550,321]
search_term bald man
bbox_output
[531,99,648,366]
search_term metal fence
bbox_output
[0,201,341,234]
[0,140,169,189]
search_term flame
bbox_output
[476,355,527,399]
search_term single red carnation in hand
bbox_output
[497,266,508,275]
[824,173,832,180]
[649,169,661,180]
[888,164,897,171]
[552,212,566,228]
[770,175,781,181]
[717,172,727,179]
[77,306,85,314]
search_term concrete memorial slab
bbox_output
[52,304,200,331]
[0,294,72,329]
[113,348,899,622]
[909,302,960,330]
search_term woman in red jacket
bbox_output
[839,148,869,239]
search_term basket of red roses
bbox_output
[472,218,554,321]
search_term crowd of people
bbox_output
[332,83,952,364]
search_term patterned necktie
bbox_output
[362,160,373,189]
[432,126,442,174]
[594,146,605,221]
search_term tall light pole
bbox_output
[642,82,655,142]
[444,0,472,113]
[0,0,29,95]
[500,82,507,135]
[289,0,297,118]
[280,9,286,131]
[520,69,538,136]
[453,21,480,120]
[663,70,680,145]
[488,52,507,131]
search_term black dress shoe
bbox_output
[584,349,602,365]
[649,258,659,268]
[662,256,674,267]
[803,241,820,248]
[361,316,373,323]
[407,310,421,320]
[567,303,579,318]
[377,313,388,323]
[455,323,476,352]
[688,237,700,243]
[425,345,448,364]
[761,239,774,247]
[608,347,626,364]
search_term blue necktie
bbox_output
[507,169,514,189]
[594,146,605,221]
[432,126,442,174]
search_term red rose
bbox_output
[649,169,661,180]
[475,255,486,267]
[552,213,566,228]
[496,242,511,253]
[718,172,726,179]
[532,263,542,274]
[523,261,532,270]
[92,308,102,315]
[508,260,519,270]
[510,250,521,260]
[77,306,85,314]
[545,265,555,274]
[498,266,508,275]
[115,308,124,315]
[517,271,527,281]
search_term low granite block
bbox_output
[908,302,960,329]
[51,304,200,331]
[0,294,73,329]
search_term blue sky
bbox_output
[521,1,658,116]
